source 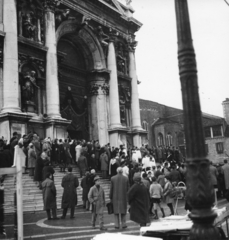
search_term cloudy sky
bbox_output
[119,0,229,117]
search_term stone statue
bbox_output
[23,12,36,40]
[116,43,126,74]
[22,71,38,103]
[97,26,109,46]
[55,9,71,27]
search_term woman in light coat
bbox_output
[75,142,82,164]
[28,143,36,176]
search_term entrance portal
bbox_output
[58,37,89,140]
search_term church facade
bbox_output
[0,0,146,147]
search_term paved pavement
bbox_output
[2,198,228,240]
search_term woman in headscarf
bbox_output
[127,172,150,227]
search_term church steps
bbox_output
[3,167,111,214]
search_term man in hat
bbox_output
[109,167,129,229]
[88,176,107,231]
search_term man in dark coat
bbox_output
[109,167,129,229]
[81,171,90,209]
[61,167,79,219]
[0,139,12,168]
[128,172,150,226]
[42,172,58,220]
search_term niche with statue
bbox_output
[20,67,40,113]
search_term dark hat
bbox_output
[94,175,100,182]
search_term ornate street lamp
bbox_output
[174,0,221,239]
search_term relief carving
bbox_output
[101,83,109,95]
[88,83,110,96]
[88,84,100,96]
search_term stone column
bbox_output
[1,0,21,113]
[128,42,142,130]
[89,71,109,146]
[107,34,122,129]
[128,40,143,147]
[43,0,61,118]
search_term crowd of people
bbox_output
[1,132,229,230]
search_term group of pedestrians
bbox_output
[3,131,229,232]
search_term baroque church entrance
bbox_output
[57,35,89,140]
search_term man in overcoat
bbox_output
[61,167,79,219]
[109,167,129,229]
[42,172,58,220]
[88,176,107,231]
[128,172,150,226]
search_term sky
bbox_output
[119,0,229,118]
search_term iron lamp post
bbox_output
[174,0,221,239]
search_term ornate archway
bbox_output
[56,22,107,140]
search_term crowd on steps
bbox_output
[1,131,229,233]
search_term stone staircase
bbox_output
[3,166,111,214]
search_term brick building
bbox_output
[140,98,229,164]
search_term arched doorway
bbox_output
[57,36,88,140]
[56,22,106,141]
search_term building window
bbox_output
[212,125,222,137]
[166,133,173,146]
[204,127,211,138]
[158,133,164,146]
[216,142,224,154]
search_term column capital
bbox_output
[42,0,59,13]
[88,83,109,96]
[127,36,138,52]
[108,28,119,42]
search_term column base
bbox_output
[1,107,22,114]
[44,117,71,140]
[109,123,125,129]
[108,127,129,148]
[0,112,32,140]
[131,128,147,148]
